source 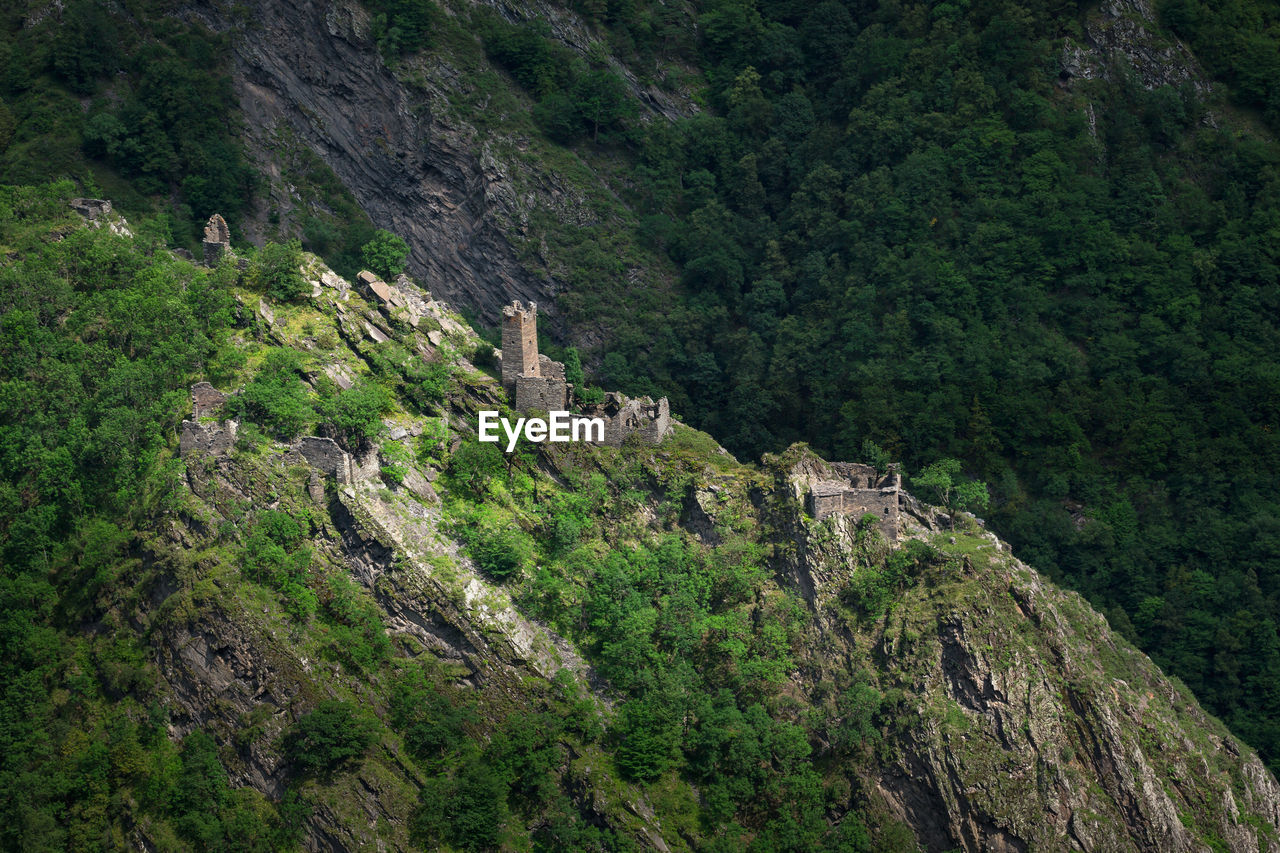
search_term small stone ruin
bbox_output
[203,214,231,266]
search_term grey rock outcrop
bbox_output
[178,0,556,326]
[1060,0,1210,93]
[177,0,693,330]
[70,198,112,220]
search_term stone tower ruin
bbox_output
[203,214,231,266]
[501,301,541,398]
[495,299,670,446]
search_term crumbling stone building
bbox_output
[497,300,669,447]
[500,300,571,411]
[580,392,671,447]
[807,463,902,540]
[203,214,231,266]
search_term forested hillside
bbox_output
[3,188,1279,850]
[476,0,1280,772]
[4,0,1280,806]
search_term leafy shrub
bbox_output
[471,341,496,370]
[319,380,393,449]
[252,241,309,301]
[226,348,315,439]
[319,573,391,672]
[464,517,534,580]
[449,439,504,496]
[390,667,475,764]
[243,509,317,621]
[413,764,507,852]
[612,695,679,781]
[360,229,410,280]
[284,701,377,774]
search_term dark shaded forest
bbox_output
[501,0,1280,771]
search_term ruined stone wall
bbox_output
[180,420,238,456]
[809,490,844,521]
[806,464,901,541]
[582,393,671,447]
[501,301,539,396]
[192,382,228,420]
[203,214,231,266]
[840,489,900,540]
[514,376,569,412]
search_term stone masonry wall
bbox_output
[515,376,570,412]
[203,214,230,266]
[807,463,902,541]
[501,301,539,397]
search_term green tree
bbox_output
[320,380,394,449]
[361,229,410,280]
[227,348,315,439]
[252,241,309,302]
[449,439,504,496]
[911,459,990,530]
[284,701,377,774]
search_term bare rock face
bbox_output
[178,0,561,326]
[784,506,1280,852]
[1060,0,1210,93]
[70,198,112,219]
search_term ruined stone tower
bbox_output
[501,300,540,397]
[203,214,230,266]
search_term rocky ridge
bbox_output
[149,240,1280,850]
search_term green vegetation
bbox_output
[911,458,990,530]
[0,183,297,847]
[360,229,410,280]
[458,0,1280,773]
[227,348,316,440]
[251,241,310,302]
[284,701,378,775]
[476,11,636,145]
[7,0,1280,842]
[0,1,252,246]
[1,181,1273,850]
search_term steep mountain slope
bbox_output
[175,0,691,334]
[160,0,1280,783]
[6,199,1276,850]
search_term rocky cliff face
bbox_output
[140,245,1280,850]
[1060,0,1210,93]
[759,447,1280,852]
[181,0,549,325]
[179,0,689,333]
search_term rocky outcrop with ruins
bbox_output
[179,381,237,456]
[785,451,903,541]
[497,299,669,446]
[807,463,902,540]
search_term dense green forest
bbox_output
[4,0,1280,818]
[478,0,1280,771]
[0,183,299,849]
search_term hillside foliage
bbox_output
[476,0,1280,772]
